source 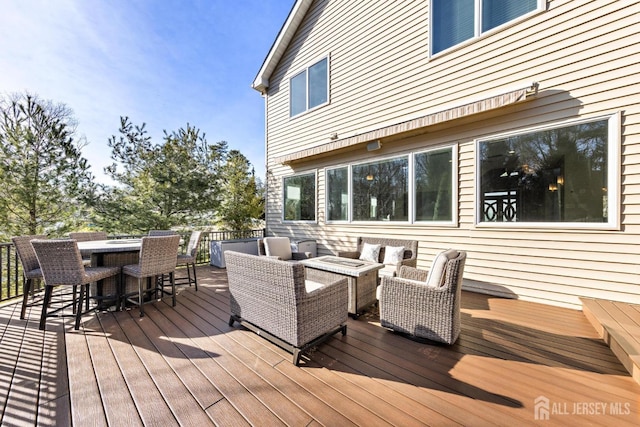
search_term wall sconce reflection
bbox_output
[366,174,374,181]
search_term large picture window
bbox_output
[325,147,456,224]
[415,148,454,222]
[283,173,316,221]
[326,167,349,221]
[431,0,540,55]
[352,157,408,221]
[290,57,328,117]
[478,116,619,227]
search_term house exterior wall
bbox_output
[259,0,640,309]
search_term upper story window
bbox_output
[431,0,540,55]
[477,114,620,229]
[283,172,316,222]
[290,57,329,117]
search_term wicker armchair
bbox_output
[122,235,181,317]
[12,234,47,320]
[31,239,121,330]
[257,237,312,261]
[175,230,202,290]
[379,249,466,344]
[225,251,348,365]
[338,236,418,277]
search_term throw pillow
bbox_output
[382,245,405,265]
[359,242,381,263]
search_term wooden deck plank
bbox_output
[177,289,357,426]
[97,312,178,426]
[183,287,372,426]
[133,305,224,410]
[598,300,640,351]
[276,359,384,426]
[65,324,109,426]
[172,290,324,426]
[303,357,444,427]
[460,317,629,374]
[333,320,523,426]
[204,398,251,427]
[139,296,289,426]
[37,321,71,427]
[0,312,41,427]
[82,315,143,427]
[198,284,432,425]
[581,298,640,384]
[113,309,217,427]
[1,266,640,426]
[149,300,306,426]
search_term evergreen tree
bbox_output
[90,117,226,232]
[0,92,93,239]
[217,150,264,231]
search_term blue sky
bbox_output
[0,0,294,184]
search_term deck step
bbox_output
[580,297,640,385]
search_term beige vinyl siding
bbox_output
[262,0,640,309]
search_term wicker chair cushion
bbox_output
[263,237,292,261]
[359,243,381,262]
[382,246,405,265]
[426,249,459,288]
[305,280,325,293]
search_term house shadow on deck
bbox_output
[301,290,630,412]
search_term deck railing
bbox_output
[0,229,265,302]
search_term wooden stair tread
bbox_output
[581,297,640,384]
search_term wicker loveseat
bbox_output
[337,236,418,277]
[225,251,348,365]
[379,249,466,344]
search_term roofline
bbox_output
[251,0,313,94]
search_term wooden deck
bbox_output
[1,265,639,426]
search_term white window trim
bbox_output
[429,0,546,58]
[289,54,330,119]
[412,144,459,226]
[474,113,621,230]
[282,170,318,223]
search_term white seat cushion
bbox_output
[264,237,292,261]
[426,249,459,288]
[305,280,325,293]
[378,264,397,278]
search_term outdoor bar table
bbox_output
[77,239,142,309]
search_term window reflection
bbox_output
[479,120,608,223]
[352,158,408,221]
